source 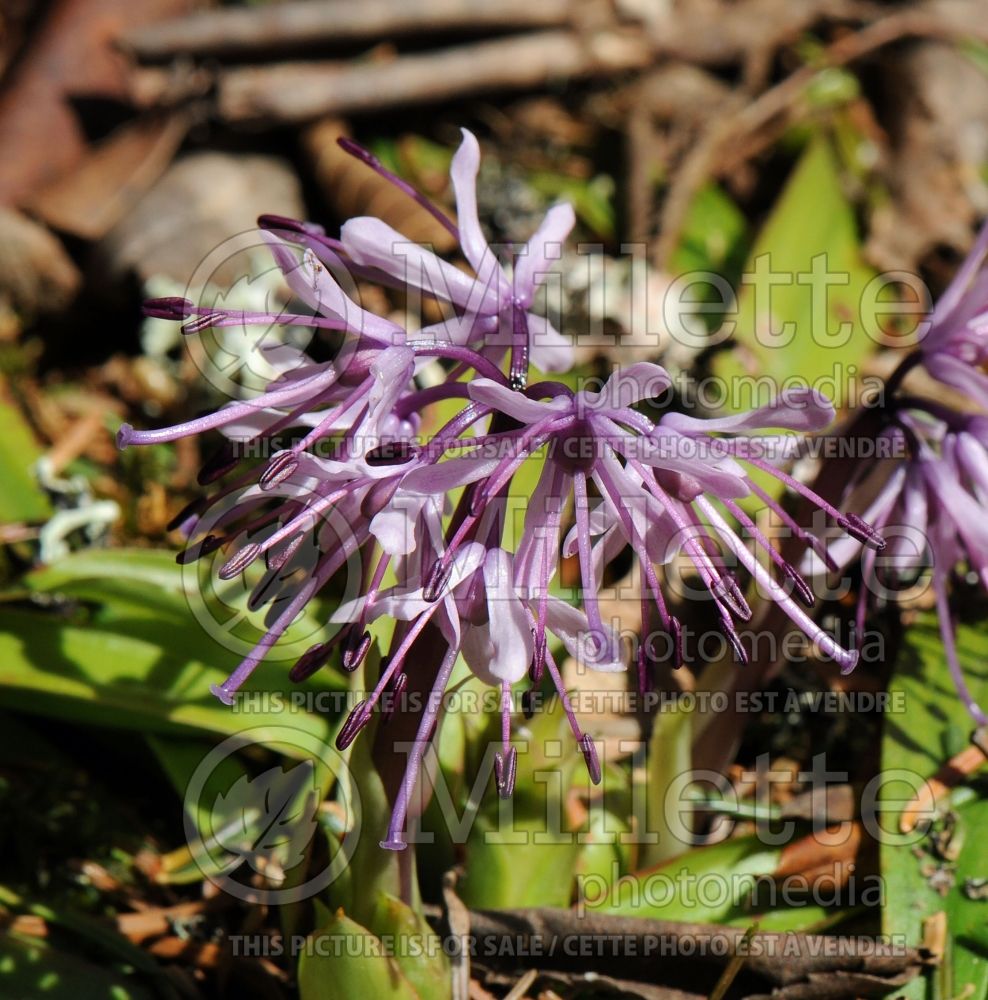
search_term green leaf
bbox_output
[588,834,781,923]
[0,602,337,748]
[366,894,451,1000]
[457,693,582,909]
[528,170,616,240]
[670,183,748,283]
[0,381,51,523]
[297,910,421,1000]
[881,611,988,1000]
[25,548,191,595]
[716,135,877,409]
[0,886,174,999]
[4,549,346,743]
[640,697,694,869]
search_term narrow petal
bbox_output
[544,598,624,672]
[514,203,576,304]
[369,494,426,556]
[401,452,503,494]
[461,549,533,686]
[450,129,492,276]
[584,362,672,413]
[468,378,570,425]
[527,313,573,373]
[261,231,401,343]
[662,386,835,434]
[341,216,496,313]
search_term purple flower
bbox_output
[117,126,886,851]
[456,368,873,686]
[823,219,988,724]
[340,129,575,386]
[918,220,988,405]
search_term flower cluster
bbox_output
[119,130,882,849]
[818,222,988,726]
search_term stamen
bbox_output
[289,642,333,682]
[423,559,454,603]
[383,671,408,722]
[578,733,602,784]
[722,497,815,608]
[366,441,418,466]
[175,534,224,564]
[337,137,459,240]
[337,700,372,750]
[211,572,323,702]
[382,645,458,851]
[342,629,372,672]
[711,573,752,622]
[839,512,887,551]
[508,301,530,391]
[218,542,262,580]
[267,532,307,571]
[143,296,194,319]
[260,450,300,489]
[781,562,816,608]
[530,633,546,685]
[747,457,885,551]
[670,616,684,668]
[257,214,325,237]
[182,312,227,335]
[197,441,240,485]
[494,746,518,798]
[522,687,538,719]
[166,495,208,533]
[697,495,859,674]
[746,479,838,572]
[247,567,280,611]
[572,469,608,661]
[723,625,749,665]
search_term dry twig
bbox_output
[129,29,653,123]
[121,0,576,60]
[654,3,988,266]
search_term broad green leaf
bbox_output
[23,548,342,666]
[2,547,348,742]
[670,183,748,286]
[146,733,251,883]
[0,605,335,746]
[366,894,451,1000]
[716,135,877,409]
[588,834,781,923]
[881,611,988,1000]
[457,695,583,909]
[297,910,420,1000]
[0,886,173,998]
[24,548,188,594]
[640,697,694,869]
[575,805,631,895]
[0,381,51,524]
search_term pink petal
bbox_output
[662,386,835,434]
[584,362,672,413]
[462,548,533,685]
[468,378,570,425]
[262,232,401,343]
[527,314,574,373]
[514,203,575,304]
[401,452,503,494]
[341,216,495,313]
